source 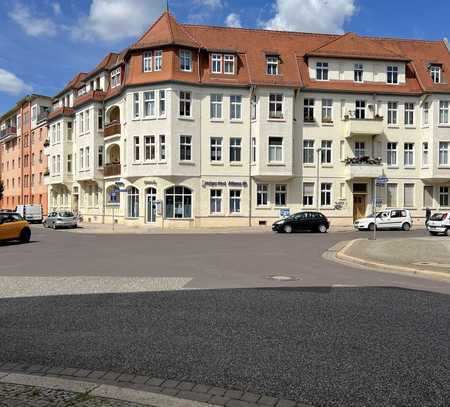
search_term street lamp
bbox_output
[316,147,322,210]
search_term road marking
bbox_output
[0,277,192,299]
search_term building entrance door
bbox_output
[146,187,157,223]
[353,194,366,221]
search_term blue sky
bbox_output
[0,0,449,114]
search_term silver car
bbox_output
[43,211,78,229]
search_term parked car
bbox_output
[427,212,450,236]
[354,208,412,231]
[272,211,330,233]
[0,212,31,243]
[15,204,43,223]
[43,211,78,229]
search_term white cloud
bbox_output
[8,2,58,37]
[225,13,242,28]
[194,0,224,8]
[264,0,356,34]
[0,69,32,96]
[52,2,62,15]
[72,0,165,42]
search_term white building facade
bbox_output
[45,13,450,227]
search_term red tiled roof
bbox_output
[306,32,408,61]
[132,11,201,49]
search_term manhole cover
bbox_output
[267,275,297,281]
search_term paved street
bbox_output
[0,227,449,406]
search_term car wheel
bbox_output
[19,228,31,243]
[444,228,449,236]
[368,223,375,231]
[402,223,411,231]
[283,224,293,233]
[429,231,437,236]
[318,224,327,233]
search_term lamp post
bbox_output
[316,147,322,210]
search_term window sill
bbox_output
[267,162,286,166]
[303,164,316,168]
[438,166,450,169]
[230,119,243,124]
[209,214,225,217]
[404,166,416,169]
[256,206,271,210]
[267,118,286,122]
[404,125,416,129]
[387,166,399,169]
[143,161,157,165]
[321,164,334,168]
[321,122,334,126]
[210,162,224,166]
[387,125,400,129]
[437,124,450,128]
[157,116,167,120]
[210,119,224,123]
[142,117,157,121]
[230,162,243,166]
[179,161,195,165]
[178,116,194,121]
[106,203,120,206]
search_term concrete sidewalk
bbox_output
[52,222,355,235]
[334,236,450,280]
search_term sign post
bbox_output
[372,176,389,240]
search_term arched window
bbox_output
[127,186,139,218]
[165,186,192,218]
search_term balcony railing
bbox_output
[73,90,106,107]
[104,162,121,177]
[344,115,384,137]
[0,126,17,142]
[104,121,121,137]
[344,156,383,180]
[344,156,382,166]
[48,107,74,121]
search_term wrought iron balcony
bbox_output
[104,121,121,137]
[104,162,121,177]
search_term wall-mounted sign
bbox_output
[202,181,249,188]
[280,208,290,218]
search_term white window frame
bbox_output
[211,53,222,74]
[321,140,332,164]
[422,142,429,168]
[355,141,365,158]
[134,136,140,162]
[210,94,223,120]
[387,65,399,84]
[159,90,166,117]
[159,135,166,161]
[269,93,283,119]
[355,100,366,119]
[133,92,140,118]
[439,186,449,207]
[210,189,222,214]
[154,50,163,71]
[224,54,235,74]
[387,142,398,166]
[439,101,449,124]
[266,56,279,75]
[275,184,287,206]
[268,136,283,162]
[111,68,121,88]
[179,91,192,117]
[304,98,314,122]
[320,183,332,206]
[387,101,398,125]
[303,140,314,165]
[303,182,315,206]
[143,52,152,72]
[354,63,363,82]
[180,135,192,161]
[321,99,333,123]
[404,142,415,167]
[180,49,192,72]
[144,135,156,162]
[143,91,156,118]
[230,95,242,120]
[422,102,429,126]
[210,137,222,162]
[229,189,241,213]
[316,62,329,81]
[439,142,449,166]
[229,137,241,162]
[257,184,268,206]
[429,65,441,84]
[404,102,414,126]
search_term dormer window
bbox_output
[429,64,442,83]
[211,54,222,73]
[180,49,192,72]
[316,62,328,81]
[224,54,235,74]
[143,50,163,73]
[266,56,279,75]
[111,68,121,88]
[354,63,363,82]
[387,65,398,84]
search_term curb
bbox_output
[0,363,313,407]
[326,239,450,282]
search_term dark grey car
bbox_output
[43,211,78,229]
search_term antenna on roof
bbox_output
[165,0,169,12]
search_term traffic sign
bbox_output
[376,175,389,186]
[280,208,290,218]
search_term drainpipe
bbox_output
[248,85,255,227]
[101,98,106,224]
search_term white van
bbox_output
[15,204,43,223]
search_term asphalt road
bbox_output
[0,227,449,406]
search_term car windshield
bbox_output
[58,212,74,218]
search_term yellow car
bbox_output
[0,212,31,243]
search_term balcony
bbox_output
[73,90,106,108]
[344,116,384,138]
[104,162,121,177]
[48,107,74,122]
[0,126,17,143]
[344,156,383,180]
[104,121,121,138]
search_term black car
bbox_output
[272,211,330,233]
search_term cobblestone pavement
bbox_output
[0,382,145,406]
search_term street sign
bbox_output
[280,208,290,218]
[375,175,389,186]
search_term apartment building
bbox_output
[44,11,450,227]
[0,95,52,214]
